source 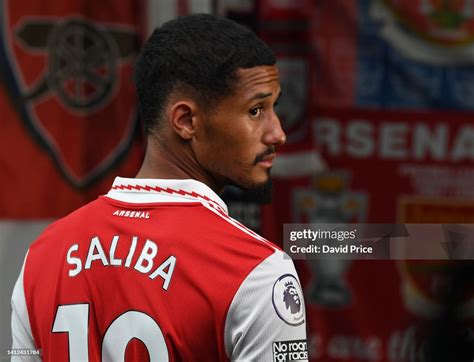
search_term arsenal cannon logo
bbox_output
[0,1,140,187]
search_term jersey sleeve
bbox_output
[224,250,308,361]
[11,253,40,361]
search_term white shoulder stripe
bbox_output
[201,203,277,250]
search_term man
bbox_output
[11,14,308,361]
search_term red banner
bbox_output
[0,0,145,218]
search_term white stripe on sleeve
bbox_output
[224,250,308,361]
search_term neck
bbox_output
[135,134,223,193]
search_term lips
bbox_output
[258,153,276,167]
[255,146,277,165]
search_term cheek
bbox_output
[214,128,256,163]
[195,133,244,175]
[197,117,262,179]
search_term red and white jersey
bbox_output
[11,177,308,361]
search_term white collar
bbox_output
[105,177,228,215]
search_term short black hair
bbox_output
[134,14,276,134]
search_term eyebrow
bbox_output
[250,90,282,102]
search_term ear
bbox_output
[168,100,199,140]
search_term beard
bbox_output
[220,146,277,204]
[222,178,273,204]
[240,178,273,204]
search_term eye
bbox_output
[249,106,262,117]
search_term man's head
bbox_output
[135,14,286,194]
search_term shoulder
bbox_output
[231,250,304,326]
[197,201,280,253]
[26,199,104,258]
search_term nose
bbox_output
[263,111,286,146]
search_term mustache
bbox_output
[254,147,276,164]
